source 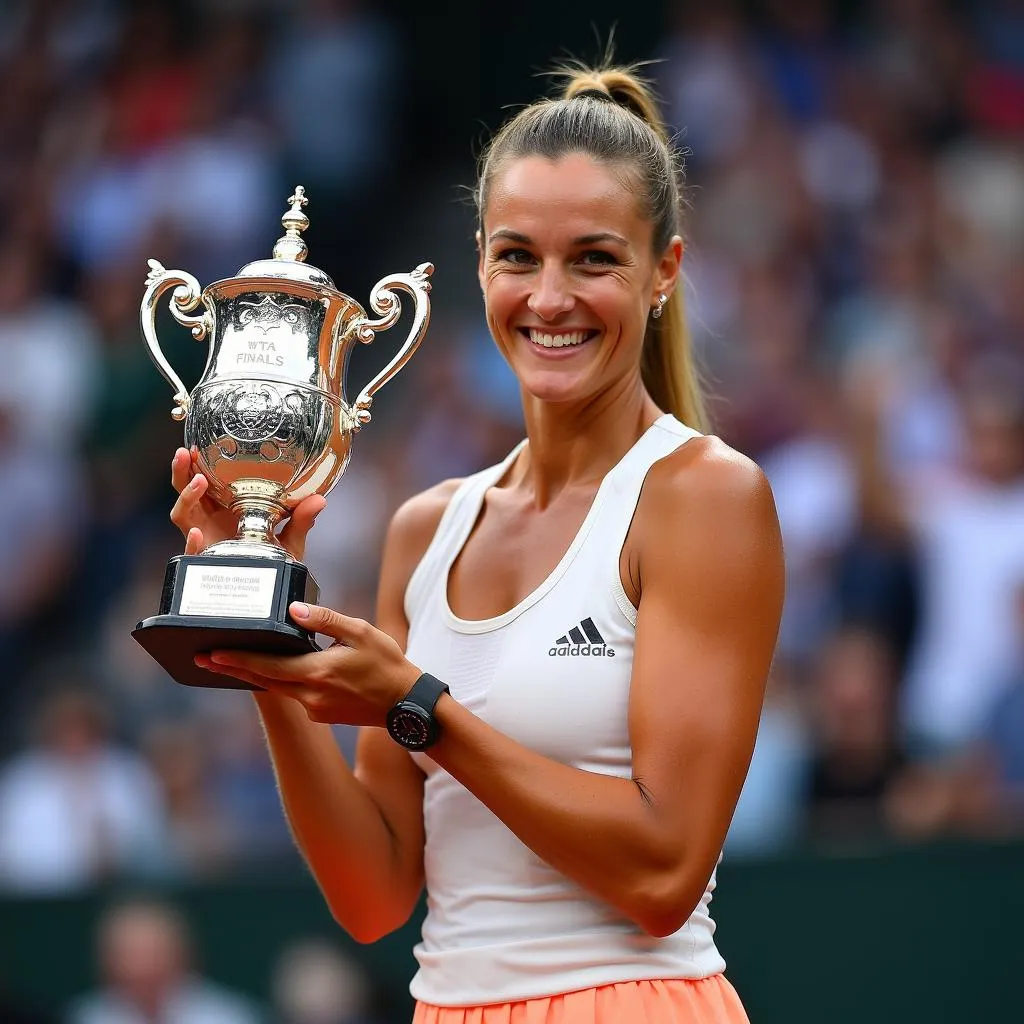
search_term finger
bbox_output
[170,448,194,494]
[207,647,330,682]
[184,527,205,555]
[288,601,371,645]
[194,654,280,691]
[278,495,327,547]
[169,472,209,530]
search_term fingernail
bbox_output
[210,652,230,664]
[290,602,310,619]
[189,476,202,490]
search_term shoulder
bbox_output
[0,753,51,793]
[635,434,784,622]
[634,434,786,593]
[377,477,465,629]
[385,477,465,561]
[181,978,264,1024]
[644,434,777,525]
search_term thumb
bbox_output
[289,601,368,643]
[289,494,327,533]
[278,495,327,545]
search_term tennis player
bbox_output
[172,62,785,1024]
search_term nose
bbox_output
[527,263,574,321]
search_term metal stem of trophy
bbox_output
[208,500,288,560]
[132,186,434,688]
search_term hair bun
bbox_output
[570,87,615,103]
[562,66,668,143]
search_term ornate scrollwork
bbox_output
[220,384,285,442]
[140,259,212,420]
[145,259,166,287]
[236,294,309,334]
[353,262,433,345]
[197,382,311,466]
[350,263,434,428]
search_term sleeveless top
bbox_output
[402,414,726,1006]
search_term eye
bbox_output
[578,250,618,267]
[495,248,535,266]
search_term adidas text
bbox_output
[548,643,616,657]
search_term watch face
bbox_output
[388,706,433,750]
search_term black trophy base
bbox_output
[132,553,320,690]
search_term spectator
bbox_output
[0,686,168,893]
[271,937,379,1024]
[803,626,910,845]
[0,235,99,454]
[67,897,265,1024]
[140,718,239,879]
[848,359,1024,754]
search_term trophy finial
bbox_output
[273,186,310,262]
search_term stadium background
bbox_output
[0,0,1022,1020]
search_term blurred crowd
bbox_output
[663,0,1024,855]
[0,0,1022,1003]
[2,893,383,1023]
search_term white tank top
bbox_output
[403,414,726,1006]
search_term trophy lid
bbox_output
[234,186,338,290]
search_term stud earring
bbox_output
[651,293,667,319]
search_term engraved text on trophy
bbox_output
[209,292,325,384]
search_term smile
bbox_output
[523,328,599,349]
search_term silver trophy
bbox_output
[133,187,433,688]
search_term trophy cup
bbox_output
[132,187,433,688]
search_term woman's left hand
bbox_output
[195,602,422,726]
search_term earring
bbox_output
[651,293,667,319]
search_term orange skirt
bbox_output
[413,976,749,1024]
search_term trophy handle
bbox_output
[140,259,212,421]
[350,262,433,428]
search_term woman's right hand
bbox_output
[170,447,326,562]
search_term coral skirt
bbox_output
[413,976,749,1024]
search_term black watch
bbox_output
[386,673,450,751]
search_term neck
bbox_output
[514,375,663,505]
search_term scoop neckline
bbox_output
[440,414,673,635]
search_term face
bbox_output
[101,907,187,1002]
[478,153,681,408]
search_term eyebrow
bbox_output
[487,229,630,247]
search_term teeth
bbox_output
[529,329,589,349]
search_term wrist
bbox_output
[386,672,450,751]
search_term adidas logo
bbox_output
[549,617,616,657]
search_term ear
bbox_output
[651,235,684,306]
[476,229,485,293]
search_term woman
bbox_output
[171,63,785,1024]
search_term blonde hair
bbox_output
[475,62,708,431]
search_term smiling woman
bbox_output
[172,58,784,1024]
[479,154,677,405]
[475,68,707,432]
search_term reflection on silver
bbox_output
[139,186,433,560]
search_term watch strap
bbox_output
[401,672,449,715]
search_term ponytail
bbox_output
[477,61,709,431]
[644,287,707,432]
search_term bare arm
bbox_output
[428,439,785,935]
[170,444,461,941]
[254,481,460,941]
